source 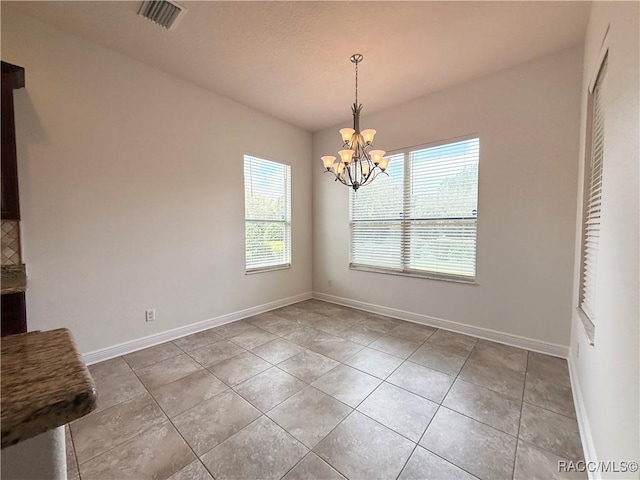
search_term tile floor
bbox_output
[66,300,585,480]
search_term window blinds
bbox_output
[244,155,291,272]
[351,138,479,280]
[580,56,607,322]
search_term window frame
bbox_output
[243,154,292,274]
[577,49,608,341]
[349,134,480,284]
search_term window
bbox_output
[350,137,479,281]
[244,155,291,273]
[579,55,607,325]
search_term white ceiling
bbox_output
[5,1,590,132]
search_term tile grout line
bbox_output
[396,333,481,480]
[73,408,175,471]
[422,342,528,439]
[520,399,580,422]
[307,327,434,480]
[72,393,171,469]
[511,350,529,479]
[230,368,308,416]
[126,338,305,478]
[67,425,81,480]
[84,300,579,480]
[287,301,459,479]
[273,326,432,479]
[199,411,312,478]
[79,305,400,477]
[127,361,214,479]
[277,450,317,480]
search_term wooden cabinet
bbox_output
[1,62,25,220]
[1,61,27,337]
[1,293,27,337]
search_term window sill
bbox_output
[246,264,291,275]
[576,307,595,346]
[349,264,477,285]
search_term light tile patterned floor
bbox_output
[66,300,585,480]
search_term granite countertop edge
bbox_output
[1,328,97,449]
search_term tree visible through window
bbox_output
[244,155,291,272]
[350,137,479,281]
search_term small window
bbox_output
[244,155,291,273]
[350,137,479,282]
[579,55,607,325]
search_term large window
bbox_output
[244,155,291,273]
[350,137,479,281]
[579,55,607,326]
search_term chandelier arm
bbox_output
[365,169,388,186]
[345,162,355,186]
[361,160,376,185]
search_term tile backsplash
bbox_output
[1,220,22,266]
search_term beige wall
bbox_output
[2,9,313,354]
[569,2,640,475]
[313,48,583,351]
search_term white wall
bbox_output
[1,9,313,354]
[569,2,640,476]
[313,48,583,351]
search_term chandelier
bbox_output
[321,54,389,191]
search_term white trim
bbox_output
[568,352,600,480]
[312,292,569,358]
[385,132,481,156]
[349,264,477,285]
[83,292,312,365]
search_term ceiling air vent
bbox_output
[138,0,185,30]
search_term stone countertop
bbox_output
[1,328,97,449]
[1,264,27,295]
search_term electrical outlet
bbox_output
[145,309,156,322]
[328,279,333,287]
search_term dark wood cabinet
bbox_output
[1,61,27,337]
[1,62,25,220]
[1,292,27,337]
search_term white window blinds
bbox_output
[351,137,479,280]
[244,155,291,272]
[579,56,607,322]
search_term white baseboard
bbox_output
[312,292,569,358]
[568,353,600,480]
[83,292,313,365]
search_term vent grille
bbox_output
[138,0,185,30]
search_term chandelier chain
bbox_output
[355,59,358,107]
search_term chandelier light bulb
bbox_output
[369,150,386,165]
[339,149,355,165]
[378,157,390,171]
[321,156,336,170]
[361,129,376,144]
[362,163,371,177]
[334,163,345,175]
[340,128,355,144]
